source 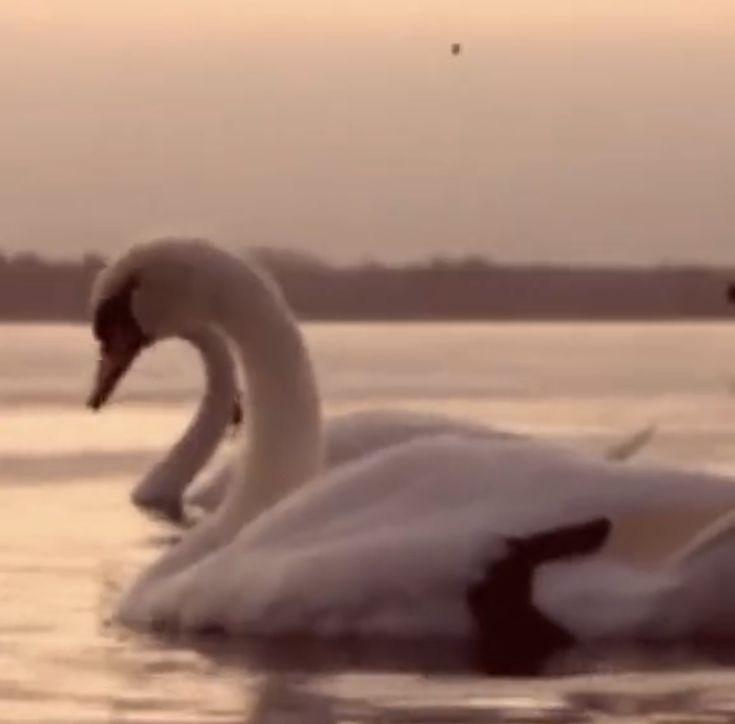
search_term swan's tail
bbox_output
[604,424,657,462]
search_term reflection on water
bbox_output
[3,322,735,722]
[242,673,735,723]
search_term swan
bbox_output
[132,331,655,522]
[87,239,735,645]
[128,327,513,522]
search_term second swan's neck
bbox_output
[131,330,236,519]
[213,257,324,533]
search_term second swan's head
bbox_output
[87,238,268,410]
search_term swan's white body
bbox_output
[125,433,735,641]
[89,240,735,645]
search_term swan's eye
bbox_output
[93,277,149,351]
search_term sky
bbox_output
[1,1,734,265]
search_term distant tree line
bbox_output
[0,246,733,322]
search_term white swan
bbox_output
[132,331,655,522]
[87,239,735,643]
[129,328,514,522]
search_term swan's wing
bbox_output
[126,434,735,639]
[234,432,735,571]
[323,409,515,469]
[603,424,657,462]
[326,409,657,470]
[541,509,735,643]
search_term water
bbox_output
[3,321,735,723]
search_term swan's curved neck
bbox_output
[119,252,323,590]
[213,260,323,532]
[131,330,236,517]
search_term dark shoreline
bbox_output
[1,247,733,323]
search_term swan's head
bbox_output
[87,239,238,409]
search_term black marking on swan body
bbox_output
[467,517,611,676]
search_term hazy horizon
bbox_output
[2,1,734,265]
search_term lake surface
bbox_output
[3,321,735,723]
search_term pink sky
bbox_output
[2,1,734,264]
